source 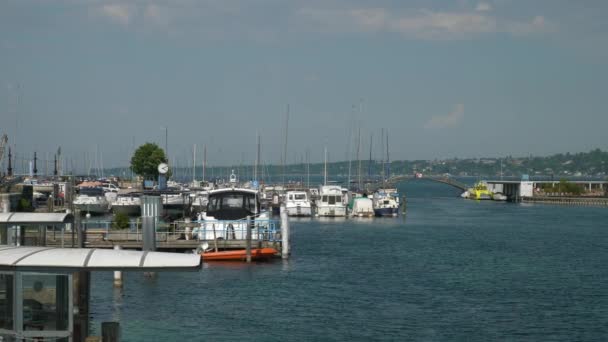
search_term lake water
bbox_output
[89,180,608,341]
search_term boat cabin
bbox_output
[206,189,259,220]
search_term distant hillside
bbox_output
[105,149,608,180]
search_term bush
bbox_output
[17,198,34,212]
[112,212,130,230]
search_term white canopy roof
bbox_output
[0,246,201,271]
[0,212,74,224]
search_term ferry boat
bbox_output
[316,185,347,217]
[372,188,400,217]
[285,191,312,217]
[465,181,493,200]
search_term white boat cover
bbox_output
[0,245,200,271]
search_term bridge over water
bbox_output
[387,175,469,192]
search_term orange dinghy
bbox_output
[201,248,278,261]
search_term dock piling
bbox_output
[246,215,252,263]
[113,245,123,287]
[280,205,290,259]
[101,321,120,342]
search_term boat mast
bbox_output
[356,128,361,190]
[306,148,310,189]
[324,146,327,186]
[282,104,289,187]
[380,128,385,183]
[386,129,390,181]
[192,144,196,183]
[347,105,355,190]
[368,134,373,179]
[255,133,260,183]
[203,144,206,182]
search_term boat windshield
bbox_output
[207,192,256,212]
[294,194,306,200]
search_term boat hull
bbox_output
[374,207,399,217]
[111,205,141,216]
[74,203,109,215]
[316,206,346,217]
[201,248,278,261]
[286,206,312,217]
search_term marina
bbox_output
[1,1,608,339]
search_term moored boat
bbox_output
[372,188,401,217]
[316,185,347,217]
[201,247,278,261]
[285,191,312,217]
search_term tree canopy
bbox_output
[130,143,168,179]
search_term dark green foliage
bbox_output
[540,180,585,195]
[17,198,34,212]
[112,212,130,230]
[130,143,168,179]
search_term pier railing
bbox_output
[45,218,282,248]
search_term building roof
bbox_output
[0,212,74,224]
[0,246,201,271]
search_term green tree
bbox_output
[130,143,168,179]
[112,212,130,230]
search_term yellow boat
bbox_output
[469,181,493,200]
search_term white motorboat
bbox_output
[73,187,110,215]
[492,192,508,201]
[193,188,271,240]
[111,193,141,216]
[316,185,347,217]
[372,188,400,217]
[285,191,312,217]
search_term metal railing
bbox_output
[73,218,281,244]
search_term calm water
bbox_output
[90,181,608,341]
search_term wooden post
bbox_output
[212,223,218,252]
[246,216,252,263]
[280,205,290,259]
[102,321,120,342]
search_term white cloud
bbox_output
[425,104,465,129]
[98,4,132,26]
[297,7,552,40]
[389,10,497,39]
[507,15,555,35]
[475,2,492,12]
[89,2,555,41]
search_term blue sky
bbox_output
[1,0,608,170]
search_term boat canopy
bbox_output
[0,212,74,224]
[0,245,201,271]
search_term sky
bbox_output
[1,0,608,171]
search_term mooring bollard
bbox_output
[113,245,122,287]
[280,205,290,259]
